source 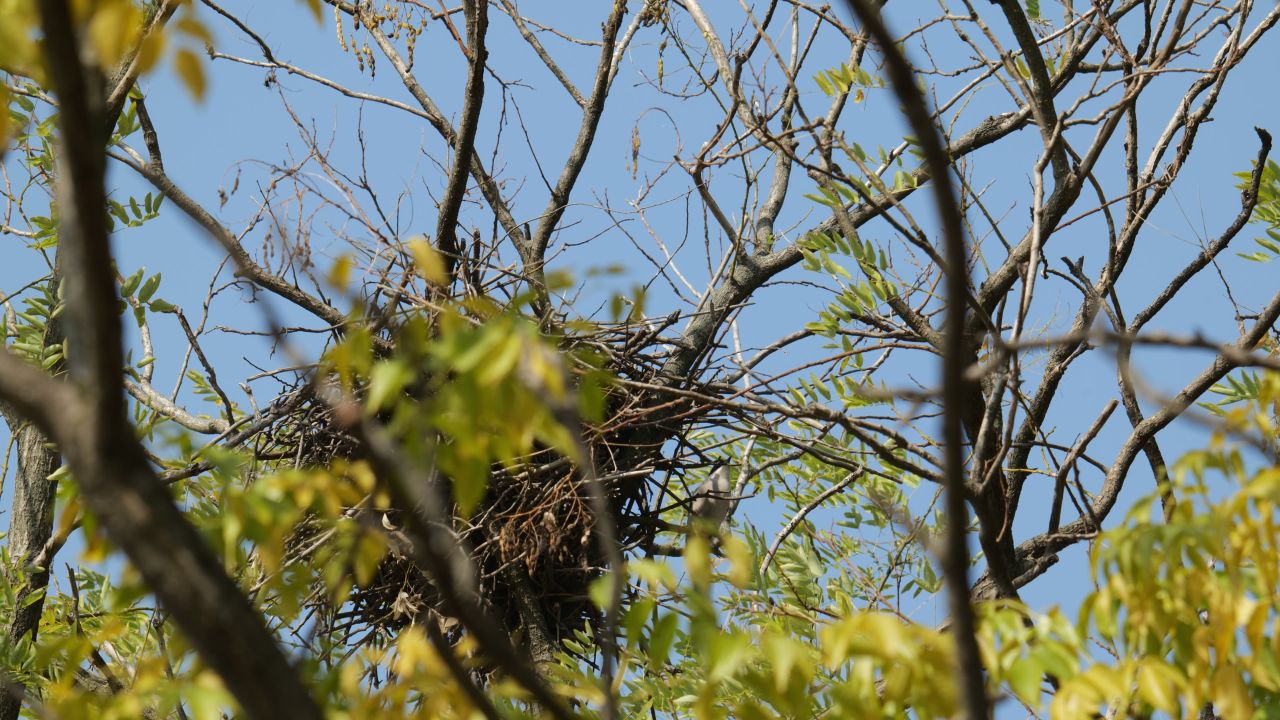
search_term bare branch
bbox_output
[434,0,488,282]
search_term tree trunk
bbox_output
[0,420,62,720]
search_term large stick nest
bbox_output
[259,325,718,658]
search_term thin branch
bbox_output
[759,469,860,578]
[525,1,628,273]
[1047,400,1117,533]
[841,2,989,718]
[434,0,488,282]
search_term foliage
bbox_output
[1235,159,1280,263]
[3,1,1280,719]
[9,397,1280,718]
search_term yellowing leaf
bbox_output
[0,1,39,75]
[452,463,489,517]
[87,0,143,68]
[1211,665,1254,720]
[54,495,81,553]
[134,28,167,74]
[648,612,679,669]
[684,534,712,589]
[408,237,447,285]
[346,459,377,494]
[328,253,353,290]
[366,359,413,412]
[722,534,752,589]
[352,530,387,587]
[338,660,362,697]
[475,332,521,386]
[174,47,207,101]
[588,573,616,611]
[629,558,677,591]
[187,672,233,720]
[762,632,807,692]
[1136,660,1182,714]
[1005,655,1044,704]
[174,16,213,46]
[394,626,436,677]
[705,631,751,682]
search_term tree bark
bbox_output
[0,420,61,720]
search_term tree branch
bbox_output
[434,0,488,282]
[26,3,322,715]
[842,2,989,718]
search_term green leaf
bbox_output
[649,612,680,669]
[120,267,145,297]
[452,466,489,517]
[1006,655,1044,704]
[705,631,752,682]
[367,359,413,412]
[1136,660,1181,714]
[352,531,387,587]
[137,273,161,302]
[588,574,615,611]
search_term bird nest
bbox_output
[254,335,713,660]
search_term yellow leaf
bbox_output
[352,530,387,587]
[175,16,213,46]
[87,0,143,68]
[452,462,489,517]
[763,632,809,692]
[328,253,353,290]
[408,237,447,285]
[134,28,167,74]
[475,332,521,386]
[174,47,207,101]
[0,0,38,74]
[188,671,233,720]
[629,558,677,591]
[722,534,752,589]
[394,626,432,677]
[55,494,81,547]
[1136,659,1182,714]
[684,534,712,588]
[1210,665,1254,720]
[588,573,615,611]
[80,524,110,564]
[705,631,751,682]
[347,460,377,494]
[338,660,362,697]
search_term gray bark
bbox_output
[0,421,61,720]
[0,263,63,719]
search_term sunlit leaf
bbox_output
[408,237,448,285]
[87,0,143,68]
[174,47,207,101]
